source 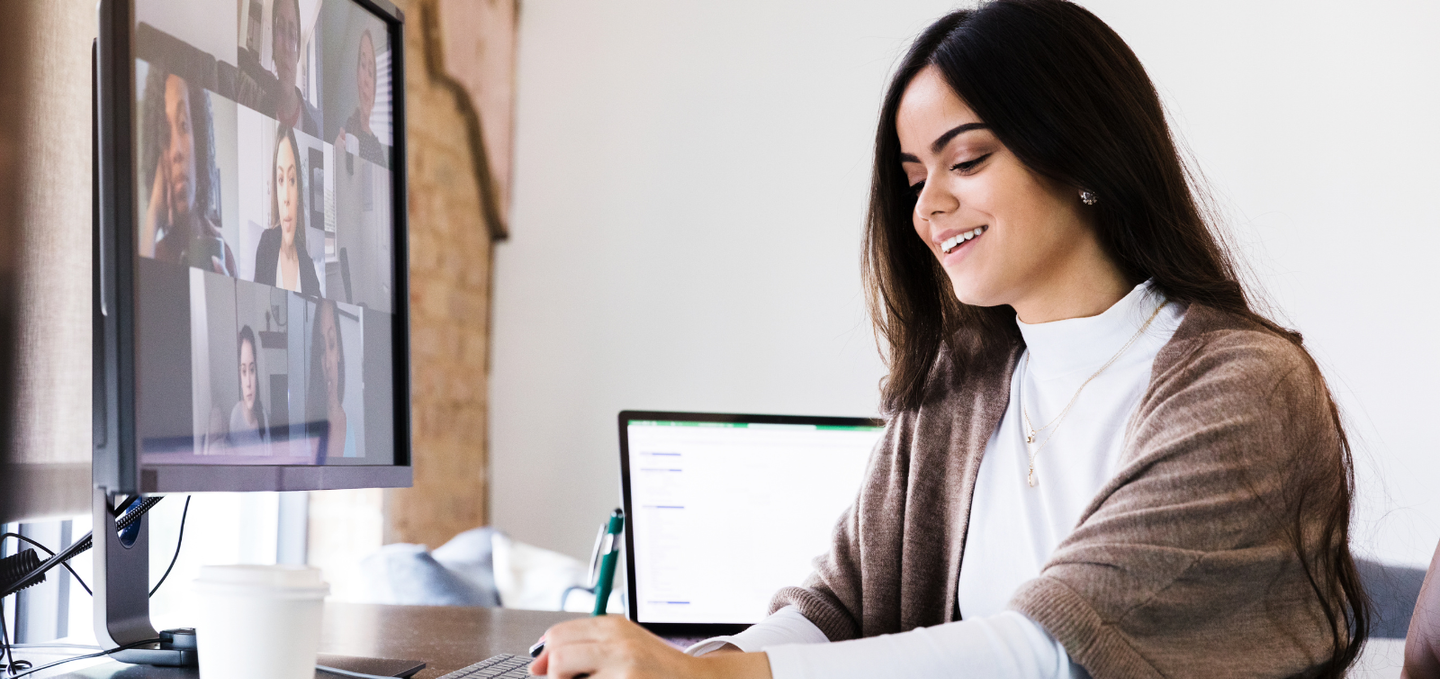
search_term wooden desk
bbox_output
[318,603,584,678]
[42,604,585,678]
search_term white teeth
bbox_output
[940,226,986,254]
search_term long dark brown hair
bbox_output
[236,325,267,433]
[864,1,1367,674]
[142,68,220,226]
[269,124,309,257]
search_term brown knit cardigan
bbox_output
[770,304,1346,678]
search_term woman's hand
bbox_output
[530,616,771,679]
[198,221,236,276]
[140,157,168,258]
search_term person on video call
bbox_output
[228,325,271,454]
[138,70,237,276]
[238,0,319,136]
[334,28,389,169]
[253,125,321,295]
[308,300,354,460]
[532,1,1369,678]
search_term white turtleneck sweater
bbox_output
[689,281,1186,679]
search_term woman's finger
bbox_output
[163,163,174,226]
[543,640,608,679]
[528,648,548,676]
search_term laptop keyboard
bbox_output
[436,653,532,679]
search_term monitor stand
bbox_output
[88,489,427,677]
[92,488,198,667]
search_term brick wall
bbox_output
[309,0,508,566]
[387,0,506,548]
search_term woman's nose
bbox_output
[914,175,956,220]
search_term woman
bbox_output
[308,299,354,460]
[253,125,321,295]
[532,2,1367,678]
[270,0,319,135]
[139,69,237,276]
[334,28,390,169]
[229,325,270,454]
[236,0,319,134]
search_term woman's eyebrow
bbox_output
[899,122,991,164]
[930,123,988,154]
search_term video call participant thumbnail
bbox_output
[237,0,320,136]
[334,28,389,169]
[308,299,357,460]
[228,325,271,454]
[139,68,237,276]
[253,125,322,296]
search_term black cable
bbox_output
[6,637,161,679]
[148,496,190,597]
[1,595,11,674]
[0,498,168,676]
[1,496,162,597]
[0,535,91,597]
[0,593,30,677]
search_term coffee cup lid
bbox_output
[194,565,329,593]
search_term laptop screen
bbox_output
[621,414,885,626]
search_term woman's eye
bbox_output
[950,153,991,173]
[908,180,925,196]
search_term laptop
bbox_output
[617,410,885,646]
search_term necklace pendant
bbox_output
[1025,430,1036,445]
[1027,465,1036,487]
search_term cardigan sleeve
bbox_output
[1010,329,1345,679]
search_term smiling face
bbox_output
[897,66,1110,321]
[239,337,258,412]
[357,31,376,124]
[275,136,299,249]
[163,75,196,220]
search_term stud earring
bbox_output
[1079,190,1098,206]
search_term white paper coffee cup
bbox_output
[192,565,330,679]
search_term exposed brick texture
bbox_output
[382,0,508,549]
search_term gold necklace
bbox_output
[1020,299,1168,487]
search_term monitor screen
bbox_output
[127,0,400,468]
[623,417,885,625]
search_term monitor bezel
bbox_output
[96,0,413,495]
[616,409,885,637]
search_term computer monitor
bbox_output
[94,0,411,663]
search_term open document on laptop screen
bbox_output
[624,418,885,625]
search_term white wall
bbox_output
[492,0,1440,567]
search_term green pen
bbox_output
[592,508,624,616]
[530,509,625,659]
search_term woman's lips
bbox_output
[941,226,987,253]
[939,225,986,266]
